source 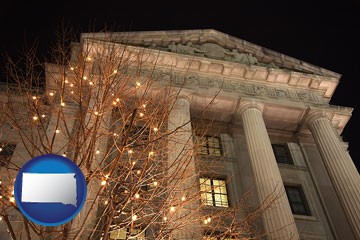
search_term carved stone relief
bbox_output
[124,67,325,104]
[164,41,274,67]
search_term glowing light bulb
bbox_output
[89,81,94,85]
[153,127,158,132]
[135,193,140,199]
[113,69,118,73]
[142,104,146,108]
[61,102,65,107]
[32,96,37,100]
[153,181,158,186]
[204,219,208,224]
[136,82,141,87]
[94,111,99,115]
[181,196,186,201]
[0,148,2,152]
[65,79,69,84]
[104,200,108,204]
[33,116,38,121]
[10,197,15,203]
[70,83,74,87]
[55,129,60,134]
[149,151,154,157]
[86,57,92,61]
[128,149,133,154]
[41,114,46,118]
[96,149,100,154]
[101,180,107,186]
[62,153,67,157]
[207,217,211,223]
[71,90,74,94]
[70,67,74,71]
[49,92,54,96]
[170,206,175,212]
[163,216,167,221]
[136,170,141,175]
[132,214,137,221]
[83,76,87,80]
[139,112,144,117]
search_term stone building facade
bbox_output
[1,29,359,239]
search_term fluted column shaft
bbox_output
[308,114,360,238]
[240,102,299,239]
[168,97,201,239]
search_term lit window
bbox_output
[285,185,311,216]
[0,143,16,167]
[200,177,229,207]
[272,144,293,164]
[109,228,145,240]
[203,234,234,240]
[196,135,222,156]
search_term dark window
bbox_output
[0,143,16,167]
[196,135,222,156]
[200,177,229,207]
[122,124,150,147]
[272,144,293,164]
[285,186,311,216]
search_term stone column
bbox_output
[168,97,201,239]
[307,112,360,239]
[240,101,299,239]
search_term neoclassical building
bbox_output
[1,29,359,240]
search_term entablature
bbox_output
[82,38,339,104]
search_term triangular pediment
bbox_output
[81,29,340,78]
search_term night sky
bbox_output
[1,1,359,171]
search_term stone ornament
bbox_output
[165,41,273,67]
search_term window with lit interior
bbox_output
[200,177,229,207]
[109,228,145,240]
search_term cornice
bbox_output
[83,38,339,102]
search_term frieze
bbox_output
[115,67,326,104]
[168,73,325,104]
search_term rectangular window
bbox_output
[196,135,222,156]
[109,228,145,240]
[285,185,311,216]
[272,144,293,164]
[200,177,229,207]
[203,234,234,240]
[0,143,16,167]
[121,124,150,147]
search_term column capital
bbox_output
[305,110,330,128]
[238,99,264,116]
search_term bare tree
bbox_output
[0,26,283,240]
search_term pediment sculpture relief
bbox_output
[162,41,277,67]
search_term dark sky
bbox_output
[1,1,359,171]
